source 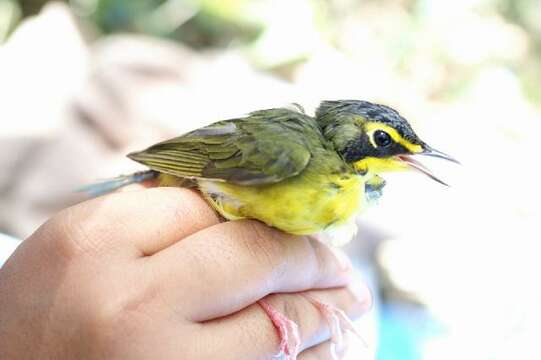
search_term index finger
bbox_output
[47,187,220,257]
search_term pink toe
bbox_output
[303,295,368,357]
[258,300,301,360]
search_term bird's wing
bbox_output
[127,109,316,185]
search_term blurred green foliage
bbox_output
[7,0,541,47]
[0,0,21,42]
[2,0,541,103]
[9,0,263,46]
[498,0,541,103]
[87,0,261,46]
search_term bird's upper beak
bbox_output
[396,145,459,186]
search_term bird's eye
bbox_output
[373,130,392,147]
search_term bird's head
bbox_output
[316,100,458,185]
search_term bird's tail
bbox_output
[77,170,159,197]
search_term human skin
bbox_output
[0,187,372,359]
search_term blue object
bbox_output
[377,302,445,360]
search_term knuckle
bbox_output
[157,188,220,229]
[39,209,88,259]
[54,207,107,258]
[239,220,286,271]
[173,192,216,225]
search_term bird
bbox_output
[82,100,458,359]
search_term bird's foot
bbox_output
[303,295,367,360]
[259,296,366,360]
[258,300,301,360]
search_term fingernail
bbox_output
[330,247,352,271]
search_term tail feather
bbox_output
[77,170,159,197]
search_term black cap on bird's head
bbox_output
[316,100,458,185]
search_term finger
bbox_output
[299,332,372,360]
[46,187,220,257]
[199,286,371,360]
[298,341,335,360]
[149,219,353,321]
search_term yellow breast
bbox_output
[197,172,364,235]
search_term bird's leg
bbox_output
[303,294,367,360]
[364,175,386,204]
[258,300,301,360]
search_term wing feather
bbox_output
[127,109,318,185]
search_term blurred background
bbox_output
[1,0,540,359]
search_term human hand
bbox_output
[0,187,371,359]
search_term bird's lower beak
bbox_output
[397,146,459,186]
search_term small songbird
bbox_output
[83,100,457,359]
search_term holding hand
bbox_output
[0,187,371,359]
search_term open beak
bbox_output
[397,146,459,186]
